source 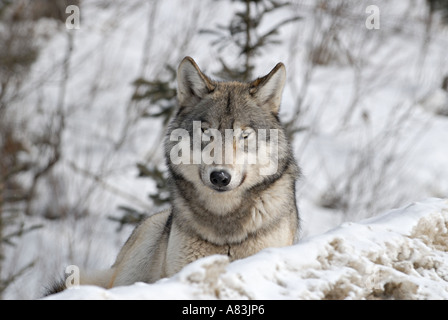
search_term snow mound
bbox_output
[46,198,448,300]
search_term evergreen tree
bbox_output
[201,0,301,81]
[110,64,177,228]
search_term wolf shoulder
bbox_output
[110,208,172,285]
[114,208,172,263]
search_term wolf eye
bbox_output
[241,128,253,139]
[201,122,211,134]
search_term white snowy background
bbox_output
[1,0,447,299]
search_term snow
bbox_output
[46,198,448,300]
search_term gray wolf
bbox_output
[47,56,300,293]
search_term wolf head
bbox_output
[165,57,298,216]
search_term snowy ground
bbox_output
[47,198,448,300]
[2,0,448,299]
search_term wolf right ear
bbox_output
[249,63,286,115]
[177,57,216,108]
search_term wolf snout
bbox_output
[210,170,231,187]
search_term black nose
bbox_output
[210,170,231,187]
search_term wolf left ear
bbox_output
[249,63,286,115]
[177,57,216,108]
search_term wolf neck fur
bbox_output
[169,161,297,246]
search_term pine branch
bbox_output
[2,224,43,247]
[0,260,34,297]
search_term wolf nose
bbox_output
[210,170,231,187]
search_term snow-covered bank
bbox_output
[46,198,448,300]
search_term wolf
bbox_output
[48,57,300,293]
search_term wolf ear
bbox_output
[249,63,286,115]
[177,57,216,108]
